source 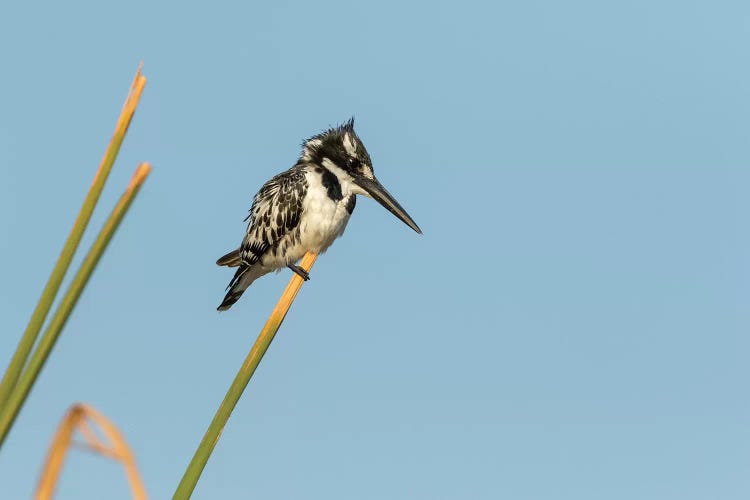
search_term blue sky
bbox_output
[0,0,748,498]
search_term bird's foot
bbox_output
[288,264,310,281]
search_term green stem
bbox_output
[0,164,151,448]
[173,252,317,500]
[0,69,146,409]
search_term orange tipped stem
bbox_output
[0,164,152,448]
[0,67,147,410]
[174,252,318,499]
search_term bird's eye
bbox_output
[346,157,359,169]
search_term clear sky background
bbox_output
[0,1,748,499]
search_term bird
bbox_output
[216,118,421,311]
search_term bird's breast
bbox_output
[299,169,355,253]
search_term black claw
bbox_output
[288,264,310,281]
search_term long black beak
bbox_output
[354,175,422,234]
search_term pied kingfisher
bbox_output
[216,119,421,311]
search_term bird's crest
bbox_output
[301,117,371,168]
[303,117,356,147]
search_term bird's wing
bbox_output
[239,167,307,266]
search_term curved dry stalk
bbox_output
[36,403,147,500]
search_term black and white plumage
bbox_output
[217,119,421,311]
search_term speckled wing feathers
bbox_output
[240,166,306,266]
[217,166,308,311]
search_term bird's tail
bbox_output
[218,264,263,311]
[216,248,242,267]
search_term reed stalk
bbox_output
[0,66,147,409]
[0,164,152,447]
[173,252,318,499]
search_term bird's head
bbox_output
[301,118,422,234]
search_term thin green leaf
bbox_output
[0,67,147,409]
[0,164,152,448]
[173,252,318,500]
